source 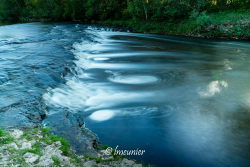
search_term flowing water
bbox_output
[1,23,250,167]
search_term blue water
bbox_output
[1,23,250,167]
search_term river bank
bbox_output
[0,127,144,167]
[1,10,249,40]
[97,10,250,40]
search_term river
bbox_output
[1,23,250,167]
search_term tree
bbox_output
[0,0,24,22]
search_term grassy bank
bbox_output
[98,10,250,40]
[0,127,145,167]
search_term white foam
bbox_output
[109,75,158,84]
[89,110,116,121]
[43,30,159,114]
[93,57,109,61]
[43,79,91,110]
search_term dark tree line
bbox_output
[0,0,249,23]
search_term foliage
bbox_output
[0,0,24,22]
[0,0,249,23]
[98,8,250,39]
[196,11,212,28]
[0,0,250,39]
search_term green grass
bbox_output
[31,127,72,157]
[52,156,61,166]
[17,127,82,165]
[0,129,14,145]
[0,127,145,166]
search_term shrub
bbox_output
[196,11,212,28]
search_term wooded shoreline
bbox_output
[1,0,250,40]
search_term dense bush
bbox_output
[0,0,249,23]
[0,0,23,22]
[196,11,212,28]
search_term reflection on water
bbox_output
[198,80,228,97]
[1,23,250,167]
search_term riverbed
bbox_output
[1,23,250,167]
